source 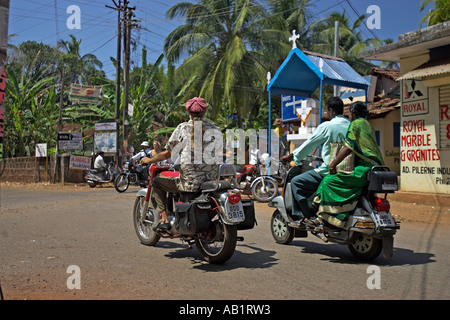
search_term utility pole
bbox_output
[106,0,122,164]
[0,0,10,162]
[334,20,340,97]
[122,1,138,161]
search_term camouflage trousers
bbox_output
[149,175,180,212]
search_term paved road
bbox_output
[0,183,449,301]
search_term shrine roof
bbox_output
[267,48,370,96]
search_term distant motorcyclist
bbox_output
[132,141,151,163]
[94,151,107,179]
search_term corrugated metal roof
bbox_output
[397,63,450,81]
[267,48,370,95]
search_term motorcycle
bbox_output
[85,162,119,188]
[268,155,400,261]
[132,163,256,264]
[235,156,287,203]
[114,160,149,193]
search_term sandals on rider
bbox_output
[153,221,171,231]
[306,217,324,232]
[288,219,306,228]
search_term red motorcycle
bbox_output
[132,163,256,264]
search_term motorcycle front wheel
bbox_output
[251,178,278,202]
[195,222,237,264]
[271,210,294,244]
[114,173,130,193]
[133,196,160,246]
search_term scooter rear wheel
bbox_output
[348,233,382,261]
[271,210,294,244]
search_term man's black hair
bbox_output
[327,96,344,115]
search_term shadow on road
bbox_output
[290,240,436,266]
[159,241,278,271]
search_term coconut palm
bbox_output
[420,0,450,27]
[57,35,103,85]
[164,0,286,128]
[309,11,379,75]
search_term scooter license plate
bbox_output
[374,211,395,227]
[225,201,245,223]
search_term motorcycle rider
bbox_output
[132,141,151,163]
[94,151,108,180]
[281,97,350,228]
[144,97,221,230]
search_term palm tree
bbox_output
[267,0,314,50]
[164,0,285,128]
[420,0,450,27]
[309,11,379,75]
[57,35,103,85]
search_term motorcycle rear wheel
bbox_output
[348,233,382,261]
[251,178,278,202]
[271,210,294,244]
[115,173,130,193]
[133,196,160,246]
[195,222,237,264]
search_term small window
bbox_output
[393,122,400,148]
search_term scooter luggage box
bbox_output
[367,171,398,193]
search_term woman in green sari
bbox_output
[314,102,384,228]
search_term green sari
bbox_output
[317,118,384,228]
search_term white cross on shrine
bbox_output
[289,30,299,49]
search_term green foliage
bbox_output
[420,0,450,27]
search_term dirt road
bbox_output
[0,182,449,302]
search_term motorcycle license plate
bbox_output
[225,201,245,223]
[374,211,395,227]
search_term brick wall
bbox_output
[0,155,88,183]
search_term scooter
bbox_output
[85,162,119,188]
[268,155,400,261]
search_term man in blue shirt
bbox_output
[282,97,350,227]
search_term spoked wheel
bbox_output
[251,178,278,202]
[133,196,160,246]
[348,233,382,261]
[271,210,294,244]
[115,173,130,193]
[195,222,237,264]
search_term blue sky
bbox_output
[8,0,431,78]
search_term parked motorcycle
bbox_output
[132,163,256,264]
[114,160,149,193]
[235,156,288,203]
[268,156,400,261]
[85,162,119,188]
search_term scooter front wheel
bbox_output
[271,210,294,244]
[114,173,130,193]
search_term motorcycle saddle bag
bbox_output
[174,201,211,235]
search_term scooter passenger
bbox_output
[315,101,384,228]
[281,97,350,228]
